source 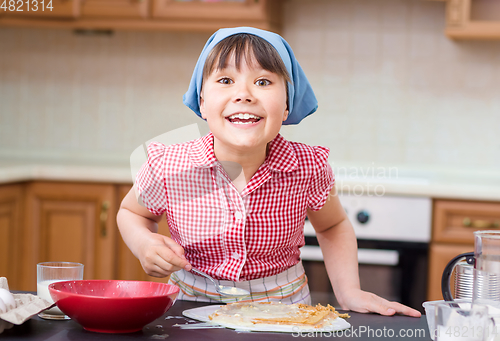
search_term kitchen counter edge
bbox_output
[0,161,499,202]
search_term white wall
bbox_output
[1,0,499,170]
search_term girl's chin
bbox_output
[228,140,267,150]
[211,123,280,151]
[217,135,269,152]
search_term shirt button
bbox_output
[234,211,243,220]
[231,252,240,260]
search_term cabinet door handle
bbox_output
[462,217,500,229]
[100,201,110,237]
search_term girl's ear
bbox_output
[282,109,289,122]
[200,94,206,119]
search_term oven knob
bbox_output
[357,211,370,224]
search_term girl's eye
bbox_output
[256,79,271,87]
[218,77,233,85]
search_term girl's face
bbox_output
[200,52,288,156]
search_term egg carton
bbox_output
[0,277,53,333]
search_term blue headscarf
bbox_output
[183,27,318,125]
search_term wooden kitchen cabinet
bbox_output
[427,243,474,301]
[0,0,149,19]
[0,184,23,290]
[0,0,149,20]
[433,199,500,243]
[115,184,171,283]
[427,199,500,301]
[446,0,500,39]
[0,0,283,32]
[0,180,175,291]
[20,181,118,291]
[152,0,282,32]
[1,0,81,18]
[80,0,149,19]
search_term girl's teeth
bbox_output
[233,121,254,125]
[227,113,261,124]
[229,113,259,119]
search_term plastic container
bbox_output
[422,299,471,341]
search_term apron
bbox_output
[169,261,311,305]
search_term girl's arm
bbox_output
[117,188,191,277]
[306,185,421,317]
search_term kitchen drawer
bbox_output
[81,0,149,19]
[433,199,500,244]
[152,0,278,21]
[151,0,282,31]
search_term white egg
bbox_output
[0,288,16,311]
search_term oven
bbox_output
[301,194,432,313]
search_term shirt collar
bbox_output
[188,133,298,173]
[188,132,218,168]
[266,134,299,173]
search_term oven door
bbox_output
[301,238,428,313]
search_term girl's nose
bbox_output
[235,97,252,103]
[233,83,254,103]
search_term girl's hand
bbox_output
[117,188,192,278]
[338,289,421,318]
[137,232,192,277]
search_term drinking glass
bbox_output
[474,231,500,308]
[37,262,84,320]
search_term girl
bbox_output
[117,27,420,317]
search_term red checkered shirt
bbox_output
[135,133,335,281]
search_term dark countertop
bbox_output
[3,300,432,340]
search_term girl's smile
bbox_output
[226,113,262,125]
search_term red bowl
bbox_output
[48,280,179,333]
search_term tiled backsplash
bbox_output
[1,0,499,170]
